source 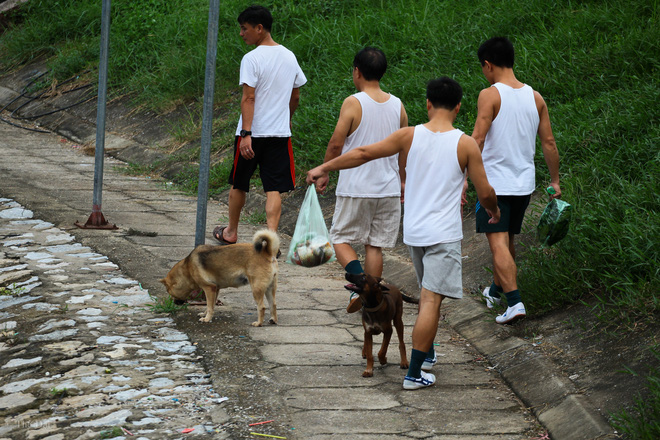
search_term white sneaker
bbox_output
[482,286,502,309]
[403,370,436,390]
[496,302,526,324]
[421,354,437,371]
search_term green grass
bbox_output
[1,1,658,325]
[611,351,660,439]
[148,294,187,315]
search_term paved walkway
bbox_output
[0,119,540,439]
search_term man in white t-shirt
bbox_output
[314,47,408,313]
[471,37,561,324]
[212,5,307,249]
[307,77,500,390]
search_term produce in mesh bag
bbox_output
[291,234,334,267]
[537,187,572,247]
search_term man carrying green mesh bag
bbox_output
[470,37,562,325]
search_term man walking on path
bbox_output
[314,47,408,313]
[212,5,307,248]
[471,37,561,324]
[307,77,500,389]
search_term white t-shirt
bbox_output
[235,45,307,137]
[335,92,402,198]
[482,83,539,195]
[403,126,465,246]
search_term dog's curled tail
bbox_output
[402,292,419,304]
[252,229,280,258]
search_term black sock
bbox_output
[489,282,502,298]
[345,259,363,275]
[504,289,522,306]
[406,349,426,379]
[426,345,435,360]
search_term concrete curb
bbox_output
[0,80,616,440]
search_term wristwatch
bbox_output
[240,129,252,137]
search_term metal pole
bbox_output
[194,0,220,246]
[76,0,116,229]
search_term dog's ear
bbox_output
[380,283,390,292]
[375,276,383,283]
[159,278,167,286]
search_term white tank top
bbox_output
[482,83,539,195]
[335,92,402,197]
[403,126,465,246]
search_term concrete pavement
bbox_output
[0,112,539,439]
[0,75,616,439]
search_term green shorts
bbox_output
[476,195,531,234]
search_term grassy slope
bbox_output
[1,0,658,322]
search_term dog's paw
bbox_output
[251,321,263,327]
[199,316,213,323]
[362,370,373,378]
[378,356,388,365]
[268,318,277,325]
[400,362,409,369]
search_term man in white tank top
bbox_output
[315,47,408,313]
[471,37,562,324]
[307,78,500,390]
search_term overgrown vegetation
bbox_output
[611,351,660,439]
[1,1,657,329]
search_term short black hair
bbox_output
[238,5,273,32]
[477,37,515,68]
[426,77,462,110]
[353,47,387,81]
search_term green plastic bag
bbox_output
[287,186,336,267]
[537,187,572,247]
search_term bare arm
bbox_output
[398,102,409,201]
[239,84,256,159]
[471,87,499,151]
[535,91,561,198]
[458,135,500,224]
[307,127,414,188]
[289,87,300,118]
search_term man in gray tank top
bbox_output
[471,37,562,324]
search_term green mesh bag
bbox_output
[537,187,573,247]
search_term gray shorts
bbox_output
[408,241,463,299]
[330,196,401,248]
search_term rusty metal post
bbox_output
[194,0,220,246]
[76,0,117,230]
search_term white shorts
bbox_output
[408,240,463,299]
[330,196,401,248]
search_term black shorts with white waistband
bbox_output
[228,136,296,193]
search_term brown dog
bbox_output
[160,229,279,325]
[344,272,419,377]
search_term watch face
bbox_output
[240,130,251,137]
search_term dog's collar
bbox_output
[362,298,385,312]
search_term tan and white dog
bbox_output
[161,229,279,325]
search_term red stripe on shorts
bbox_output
[288,137,295,185]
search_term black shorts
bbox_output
[476,194,531,234]
[228,136,296,193]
